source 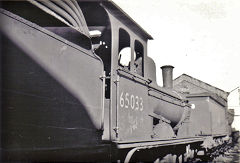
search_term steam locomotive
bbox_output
[0,0,232,162]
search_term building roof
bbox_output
[173,74,229,100]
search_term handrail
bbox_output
[117,68,151,85]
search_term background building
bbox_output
[173,74,237,133]
[228,88,240,131]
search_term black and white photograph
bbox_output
[0,0,240,162]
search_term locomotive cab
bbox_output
[96,2,192,142]
[98,2,159,142]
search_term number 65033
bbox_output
[119,92,143,111]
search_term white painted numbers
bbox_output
[120,92,143,111]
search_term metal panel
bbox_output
[105,9,150,141]
[0,9,104,130]
[188,97,212,136]
[148,89,185,126]
[208,98,228,135]
[116,71,152,142]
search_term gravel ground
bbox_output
[213,139,240,163]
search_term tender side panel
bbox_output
[188,97,212,136]
[208,98,228,135]
[1,9,105,160]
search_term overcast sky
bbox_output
[113,0,240,93]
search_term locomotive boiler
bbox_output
[0,0,231,162]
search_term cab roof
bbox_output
[78,0,153,40]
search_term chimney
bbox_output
[161,65,174,89]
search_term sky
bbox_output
[113,0,240,130]
[113,0,240,92]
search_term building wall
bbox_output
[228,88,240,131]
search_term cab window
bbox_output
[134,40,144,76]
[118,28,131,69]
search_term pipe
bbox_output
[27,0,73,28]
[124,145,160,163]
[53,1,82,28]
[63,0,84,26]
[124,147,145,163]
[28,0,90,37]
[70,0,90,36]
[39,0,79,28]
[161,65,174,89]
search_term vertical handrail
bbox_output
[114,75,120,139]
[100,71,106,130]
